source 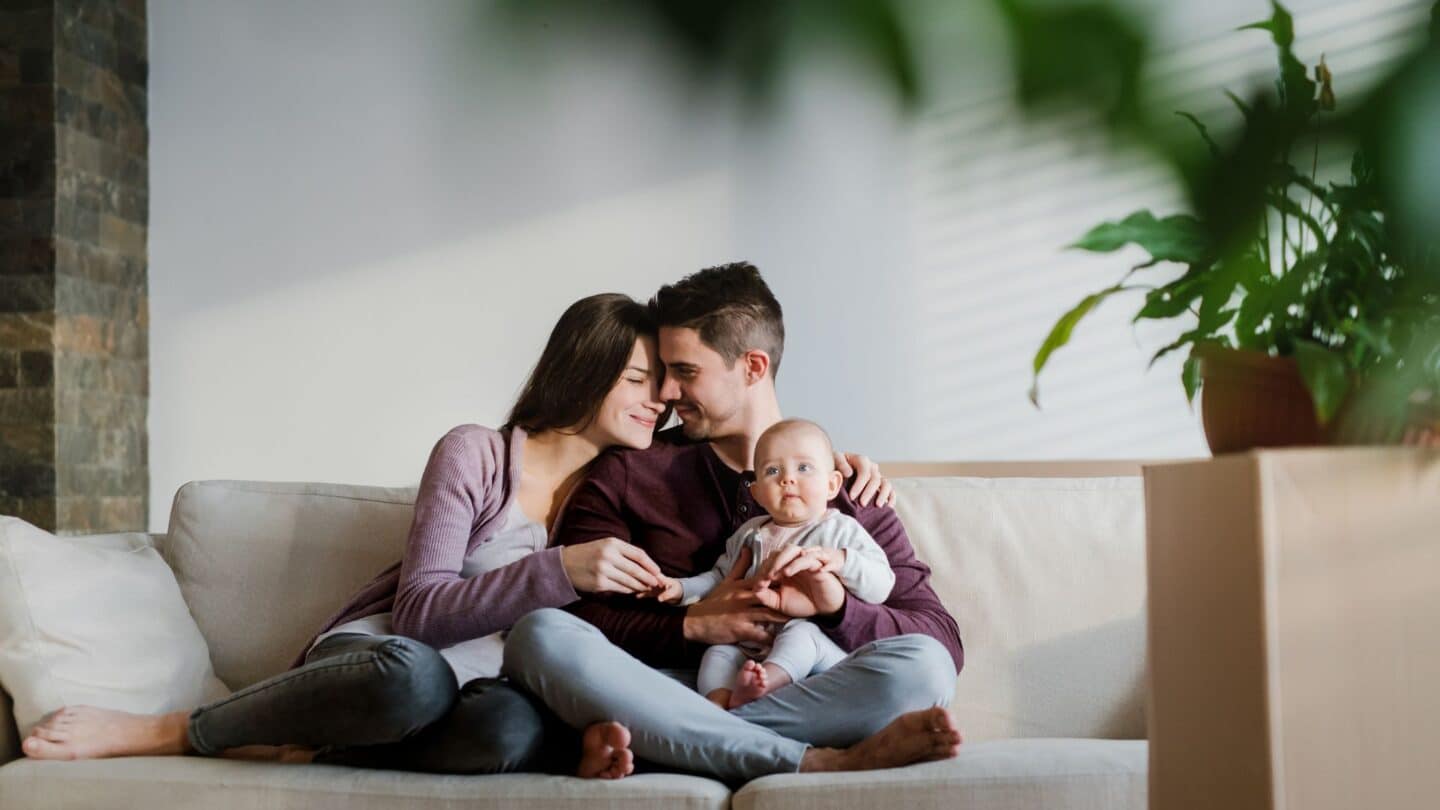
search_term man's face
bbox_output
[658,326,748,440]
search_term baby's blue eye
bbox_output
[764,466,780,476]
[798,463,813,473]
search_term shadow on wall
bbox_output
[1008,614,1148,740]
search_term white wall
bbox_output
[148,0,1426,530]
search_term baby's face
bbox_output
[752,428,843,527]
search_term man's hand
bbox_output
[682,546,787,645]
[835,451,896,508]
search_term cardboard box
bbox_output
[1144,449,1440,810]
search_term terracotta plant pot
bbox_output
[1195,344,1325,455]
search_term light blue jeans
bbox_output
[502,608,956,783]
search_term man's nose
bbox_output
[659,376,681,402]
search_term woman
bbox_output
[21,293,668,778]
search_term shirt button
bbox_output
[739,505,748,514]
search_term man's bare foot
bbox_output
[220,744,318,764]
[799,707,962,773]
[21,706,193,761]
[576,721,634,779]
[706,688,733,710]
[728,661,792,709]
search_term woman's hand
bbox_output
[650,576,685,604]
[834,451,896,508]
[560,537,664,594]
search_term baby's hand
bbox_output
[755,546,846,588]
[805,547,846,574]
[649,577,685,604]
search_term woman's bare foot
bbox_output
[728,661,792,709]
[799,707,962,773]
[21,706,193,761]
[576,721,634,779]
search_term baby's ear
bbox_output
[827,469,844,499]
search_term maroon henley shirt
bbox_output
[553,429,965,671]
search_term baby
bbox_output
[654,418,895,709]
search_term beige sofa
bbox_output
[0,461,1151,809]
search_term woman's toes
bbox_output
[35,724,69,743]
[22,737,70,760]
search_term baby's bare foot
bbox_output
[800,707,962,773]
[728,660,770,708]
[21,706,192,761]
[576,721,634,780]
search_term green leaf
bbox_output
[1224,90,1254,121]
[1293,339,1351,423]
[1269,250,1326,324]
[1238,1,1294,48]
[1069,210,1209,264]
[1267,192,1328,248]
[1176,111,1220,158]
[1134,268,1208,321]
[1182,354,1202,403]
[1030,284,1133,406]
[1149,318,1233,367]
[1235,276,1276,349]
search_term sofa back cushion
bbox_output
[163,481,417,690]
[891,476,1147,742]
[164,474,1147,742]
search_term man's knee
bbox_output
[864,634,957,708]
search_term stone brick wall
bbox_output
[1,0,147,534]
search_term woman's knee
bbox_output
[437,683,548,774]
[366,636,459,733]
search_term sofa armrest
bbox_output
[1,688,18,765]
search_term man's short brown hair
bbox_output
[649,262,785,378]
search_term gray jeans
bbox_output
[501,608,957,783]
[188,633,577,774]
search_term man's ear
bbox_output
[741,350,771,385]
[827,469,844,500]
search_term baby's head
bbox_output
[752,418,844,527]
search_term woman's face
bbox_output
[588,336,665,450]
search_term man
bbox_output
[503,263,963,783]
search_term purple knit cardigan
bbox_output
[291,424,579,666]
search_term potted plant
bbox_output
[1029,1,1440,454]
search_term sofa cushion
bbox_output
[0,757,730,810]
[891,477,1147,741]
[732,739,1147,810]
[0,519,229,737]
[163,480,419,690]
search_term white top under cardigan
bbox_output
[309,498,548,684]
